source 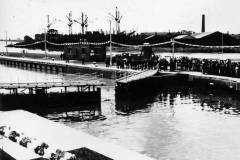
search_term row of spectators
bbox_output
[111,54,240,78]
[114,54,159,70]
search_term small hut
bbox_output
[64,43,106,62]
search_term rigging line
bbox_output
[174,40,240,48]
[13,39,240,48]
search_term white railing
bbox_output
[116,70,158,83]
[0,81,105,89]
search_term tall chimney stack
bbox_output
[202,14,205,32]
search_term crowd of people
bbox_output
[110,54,240,78]
[201,59,240,77]
[114,54,159,70]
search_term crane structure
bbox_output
[46,15,59,32]
[66,11,73,34]
[74,12,88,34]
[109,7,122,34]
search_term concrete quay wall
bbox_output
[116,71,240,97]
[182,72,240,92]
[0,56,138,79]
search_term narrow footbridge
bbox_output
[116,70,158,84]
[115,70,169,96]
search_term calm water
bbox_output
[1,64,240,160]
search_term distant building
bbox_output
[191,32,216,39]
[24,35,34,43]
[231,34,240,40]
[193,31,239,45]
[174,31,239,46]
[64,43,106,62]
[180,30,195,35]
[48,29,58,35]
[35,34,43,41]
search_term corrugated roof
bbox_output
[174,35,194,39]
[144,35,156,40]
[192,32,216,39]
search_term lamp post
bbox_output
[44,28,47,58]
[221,32,223,53]
[5,31,8,55]
[109,20,112,66]
[171,39,175,57]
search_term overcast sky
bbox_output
[0,0,240,39]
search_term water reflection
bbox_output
[115,95,155,114]
[39,106,106,123]
[113,87,240,160]
[116,85,240,117]
[197,90,240,115]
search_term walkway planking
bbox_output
[117,70,158,84]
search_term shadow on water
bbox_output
[1,103,106,122]
[115,83,191,114]
[195,89,240,115]
[35,105,107,122]
[115,95,155,114]
[115,84,240,116]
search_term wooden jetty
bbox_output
[0,81,105,112]
[0,110,154,160]
[0,56,138,79]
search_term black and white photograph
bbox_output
[1,0,240,159]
